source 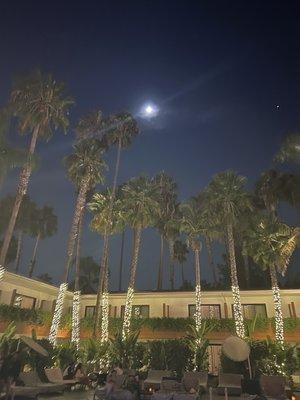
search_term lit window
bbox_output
[13,293,36,309]
[85,306,96,317]
[241,304,267,318]
[188,304,221,319]
[121,305,149,318]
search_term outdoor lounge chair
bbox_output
[19,371,65,394]
[44,367,78,386]
[260,375,288,400]
[10,385,40,400]
[94,375,133,400]
[217,373,243,396]
[144,370,172,391]
[182,371,208,392]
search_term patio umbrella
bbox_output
[222,336,250,362]
[20,336,49,357]
[222,336,252,378]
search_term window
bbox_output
[13,293,36,309]
[40,300,52,311]
[188,304,221,319]
[85,306,96,317]
[242,304,267,319]
[121,305,149,319]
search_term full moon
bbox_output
[145,105,154,114]
[141,103,159,118]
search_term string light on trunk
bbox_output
[122,286,134,340]
[49,282,68,345]
[71,290,81,349]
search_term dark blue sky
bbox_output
[1,1,300,289]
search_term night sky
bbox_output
[1,1,300,290]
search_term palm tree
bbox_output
[204,171,252,338]
[88,189,125,341]
[256,169,300,213]
[0,195,37,273]
[121,176,160,339]
[118,229,126,292]
[173,239,189,285]
[28,205,57,277]
[194,192,221,286]
[37,273,53,284]
[0,107,28,189]
[243,214,299,343]
[275,133,300,163]
[71,212,84,348]
[0,71,73,276]
[180,198,207,332]
[91,112,138,338]
[49,138,106,345]
[153,173,179,290]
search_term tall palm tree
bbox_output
[153,172,179,290]
[194,192,221,286]
[204,171,252,338]
[71,212,84,348]
[0,107,28,189]
[173,239,189,285]
[48,138,106,345]
[91,112,138,338]
[244,214,299,343]
[88,189,124,341]
[28,205,57,277]
[180,198,206,332]
[121,176,160,339]
[0,71,73,277]
[275,133,300,164]
[0,194,37,273]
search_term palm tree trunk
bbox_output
[122,227,142,340]
[205,236,218,286]
[194,248,202,332]
[49,175,89,345]
[100,261,109,343]
[226,223,245,338]
[157,234,164,290]
[71,212,84,348]
[0,125,39,274]
[270,264,284,344]
[28,232,41,278]
[243,252,250,288]
[14,230,23,273]
[93,234,109,337]
[118,229,125,292]
[93,139,122,338]
[181,263,185,285]
[169,240,175,290]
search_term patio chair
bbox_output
[94,379,133,400]
[217,373,243,396]
[44,367,78,386]
[152,379,183,400]
[10,385,40,400]
[291,370,300,392]
[144,370,172,391]
[182,371,208,392]
[260,375,288,400]
[19,371,65,394]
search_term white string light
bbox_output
[195,284,202,332]
[231,285,245,338]
[272,284,284,344]
[0,266,5,282]
[100,291,109,343]
[122,286,134,340]
[71,290,81,349]
[49,282,68,345]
